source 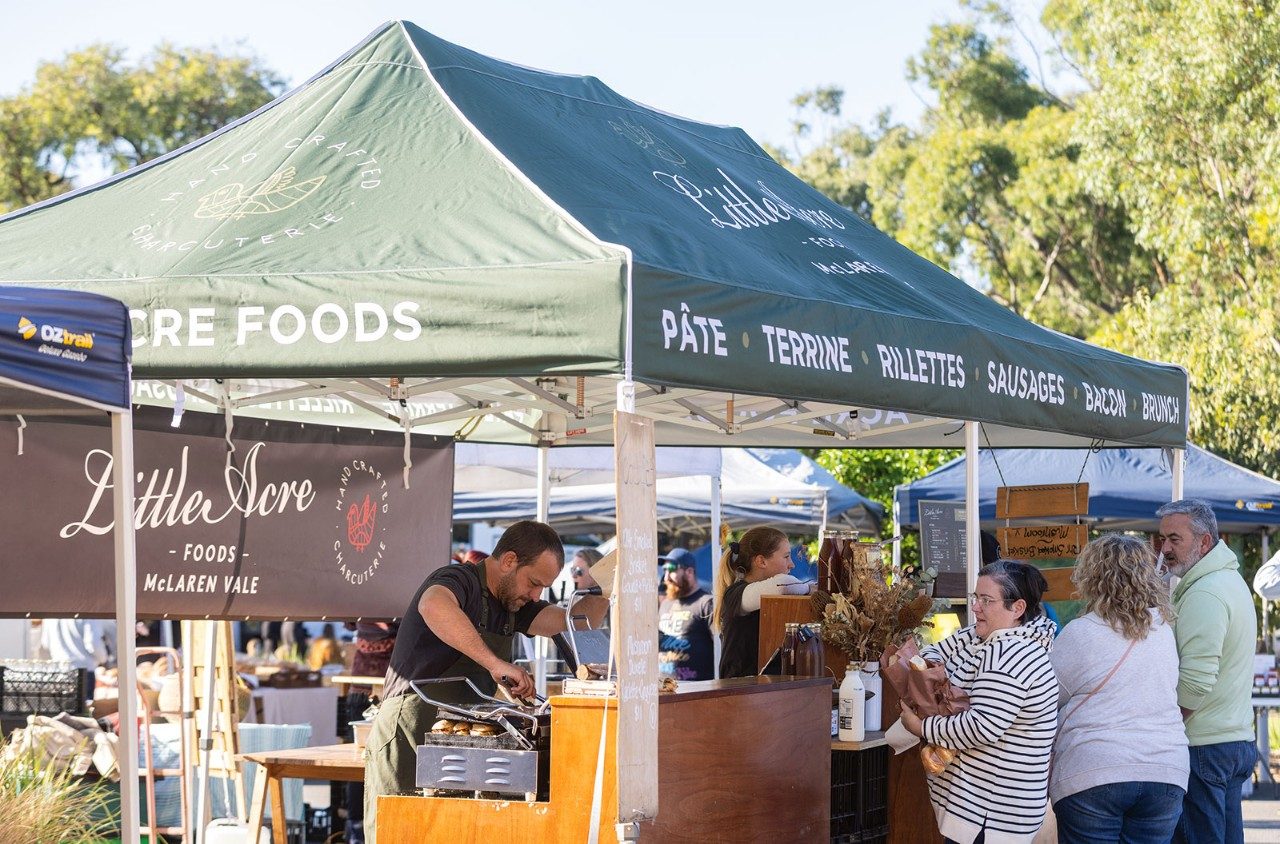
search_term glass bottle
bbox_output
[780,623,800,675]
[795,623,826,678]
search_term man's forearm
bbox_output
[421,589,502,672]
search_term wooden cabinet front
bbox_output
[376,677,830,842]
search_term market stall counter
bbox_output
[376,676,831,842]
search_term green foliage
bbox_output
[778,0,1277,482]
[1044,0,1280,478]
[0,43,285,212]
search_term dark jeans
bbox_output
[1055,780,1184,843]
[1173,740,1256,844]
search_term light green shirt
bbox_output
[1171,540,1257,745]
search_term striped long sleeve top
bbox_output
[919,614,1058,844]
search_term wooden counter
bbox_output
[377,676,831,843]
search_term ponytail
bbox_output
[712,541,743,632]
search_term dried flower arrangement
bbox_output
[811,541,937,663]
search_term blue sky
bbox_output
[2,0,973,151]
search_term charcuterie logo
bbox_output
[194,166,326,220]
[128,133,383,255]
[333,458,389,587]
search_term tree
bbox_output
[1044,0,1280,295]
[773,21,1166,338]
[0,43,285,212]
[1043,0,1280,476]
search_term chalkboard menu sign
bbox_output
[919,500,969,598]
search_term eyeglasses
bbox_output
[662,562,678,573]
[968,593,1008,609]
[571,566,585,577]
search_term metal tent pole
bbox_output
[965,422,981,599]
[110,412,140,844]
[1171,448,1185,500]
[534,442,551,698]
[710,467,723,679]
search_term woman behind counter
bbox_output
[713,526,800,678]
[899,560,1057,844]
[1050,535,1187,843]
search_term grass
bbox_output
[0,744,119,843]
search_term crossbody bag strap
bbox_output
[1061,636,1138,726]
[1050,636,1138,782]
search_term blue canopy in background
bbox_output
[896,445,1280,534]
[0,286,131,412]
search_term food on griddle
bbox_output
[468,724,498,736]
[450,721,473,733]
[431,719,455,733]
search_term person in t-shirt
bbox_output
[363,520,610,843]
[714,527,799,678]
[658,548,715,681]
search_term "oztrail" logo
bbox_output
[17,316,94,349]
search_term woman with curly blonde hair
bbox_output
[1050,534,1189,843]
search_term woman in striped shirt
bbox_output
[899,560,1058,844]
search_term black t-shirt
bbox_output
[658,588,715,681]
[381,562,549,700]
[717,580,760,679]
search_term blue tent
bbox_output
[0,286,139,841]
[896,445,1280,534]
[0,286,131,412]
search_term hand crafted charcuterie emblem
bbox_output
[346,493,377,552]
[194,167,326,220]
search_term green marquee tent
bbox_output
[0,20,1186,450]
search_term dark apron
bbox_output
[363,561,518,843]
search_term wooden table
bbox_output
[241,743,364,844]
[329,674,384,697]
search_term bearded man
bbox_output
[1157,499,1257,844]
[657,548,715,681]
[363,520,609,842]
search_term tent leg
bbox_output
[891,491,902,572]
[111,412,140,844]
[965,422,981,600]
[1265,532,1273,653]
[710,471,722,679]
[534,443,551,698]
[1171,448,1185,500]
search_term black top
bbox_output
[658,588,715,681]
[381,562,549,699]
[717,580,761,679]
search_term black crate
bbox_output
[831,745,889,844]
[0,664,91,719]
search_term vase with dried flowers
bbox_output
[811,541,938,730]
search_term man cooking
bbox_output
[363,520,610,842]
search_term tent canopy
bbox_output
[0,21,1186,451]
[454,443,721,491]
[896,444,1280,534]
[0,286,131,413]
[455,447,883,535]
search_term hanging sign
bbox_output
[996,483,1089,519]
[997,525,1088,560]
[0,408,454,620]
